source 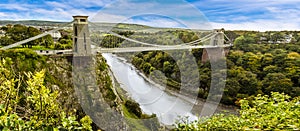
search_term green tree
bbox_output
[263,65,279,75]
[261,53,274,67]
[6,24,27,42]
[163,61,173,76]
[0,36,14,46]
[227,50,244,65]
[42,34,54,48]
[142,62,152,74]
[174,92,300,130]
[262,73,293,95]
[271,49,287,66]
[223,78,241,104]
[234,35,256,51]
[5,25,42,48]
[242,52,262,73]
[0,58,92,130]
[125,100,142,118]
[27,26,42,48]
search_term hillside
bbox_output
[0,49,160,130]
[0,20,67,26]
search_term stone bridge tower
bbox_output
[201,29,229,63]
[210,29,225,46]
[72,16,92,67]
[73,16,91,56]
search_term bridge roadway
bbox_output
[35,44,232,55]
[96,44,232,53]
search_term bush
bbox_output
[174,92,300,130]
[0,58,92,130]
[125,100,142,118]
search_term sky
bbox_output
[0,0,300,31]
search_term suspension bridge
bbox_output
[0,16,232,128]
[0,16,232,55]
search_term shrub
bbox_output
[174,92,300,130]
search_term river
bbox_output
[103,53,236,125]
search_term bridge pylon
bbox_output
[202,29,228,63]
[210,29,225,46]
[73,16,91,56]
[72,16,92,67]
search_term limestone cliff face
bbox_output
[46,56,78,114]
[46,55,126,130]
[47,54,161,130]
[0,49,129,130]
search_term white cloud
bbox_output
[45,1,73,10]
[0,0,299,31]
[211,20,300,31]
[90,13,127,23]
[191,0,300,31]
[124,18,184,28]
[30,8,98,21]
[66,0,115,8]
[89,0,211,29]
[0,0,108,21]
[266,7,300,20]
[0,3,31,11]
[0,12,8,17]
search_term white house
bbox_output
[49,31,62,41]
[0,30,5,37]
[284,34,293,43]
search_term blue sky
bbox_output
[0,0,300,31]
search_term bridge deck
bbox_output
[96,44,232,53]
[35,44,232,55]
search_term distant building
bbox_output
[260,36,267,41]
[259,36,268,44]
[0,30,5,37]
[49,31,62,42]
[285,34,293,43]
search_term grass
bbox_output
[30,45,54,50]
[122,105,150,131]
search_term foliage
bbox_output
[0,49,46,73]
[0,58,92,130]
[125,100,142,118]
[0,24,54,48]
[174,92,300,130]
[115,29,300,106]
[95,55,117,107]
[54,33,73,50]
[92,29,206,48]
[41,34,54,48]
[0,24,76,50]
[131,51,181,90]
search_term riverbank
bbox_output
[98,54,161,130]
[109,54,238,117]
